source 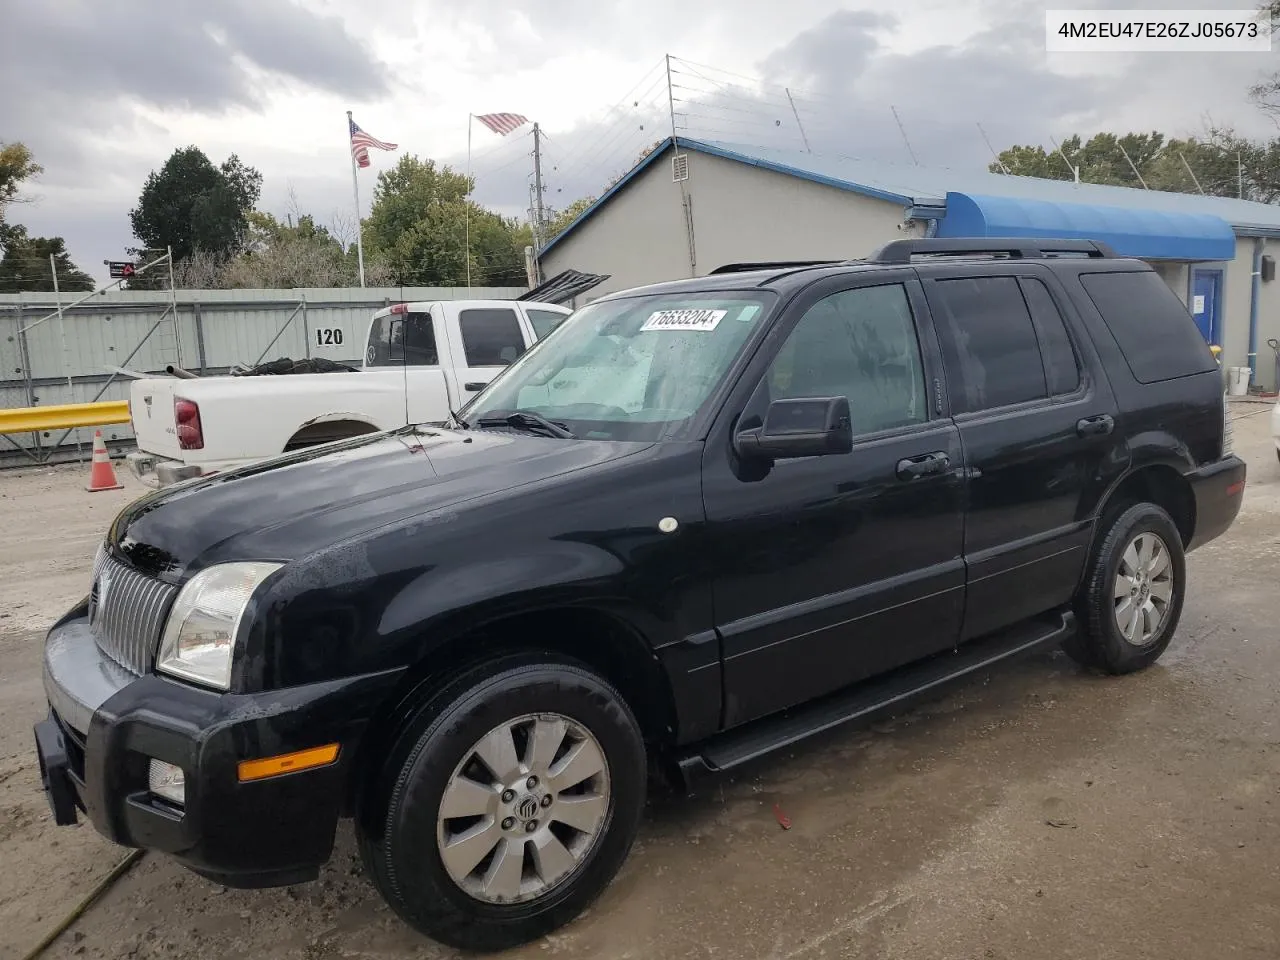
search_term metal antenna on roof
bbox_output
[785,89,812,153]
[977,123,1010,174]
[890,105,919,166]
[1179,151,1207,195]
[1239,151,1245,199]
[1049,135,1080,183]
[1117,141,1149,189]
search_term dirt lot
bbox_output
[2,407,1279,960]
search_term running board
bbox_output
[674,609,1075,792]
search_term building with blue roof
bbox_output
[539,137,1280,388]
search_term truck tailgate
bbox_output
[129,378,183,459]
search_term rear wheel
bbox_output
[357,656,646,950]
[1067,502,1186,674]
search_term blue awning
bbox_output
[936,192,1236,261]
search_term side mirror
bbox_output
[733,396,853,460]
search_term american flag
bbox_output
[349,117,397,168]
[475,113,530,136]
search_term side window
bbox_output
[764,283,927,436]
[460,308,526,367]
[402,314,438,366]
[932,277,1046,413]
[1020,278,1081,395]
[366,312,436,367]
[527,308,569,340]
[1079,270,1218,383]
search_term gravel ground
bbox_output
[2,406,1279,960]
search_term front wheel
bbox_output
[357,656,647,950]
[1066,502,1186,674]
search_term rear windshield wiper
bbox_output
[474,410,575,439]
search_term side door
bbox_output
[367,309,454,425]
[918,265,1123,642]
[447,304,532,404]
[703,273,967,728]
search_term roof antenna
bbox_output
[1117,141,1149,189]
[890,105,919,166]
[786,88,812,153]
[1049,134,1080,183]
[977,122,1010,174]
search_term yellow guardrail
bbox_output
[0,400,131,435]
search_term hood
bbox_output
[111,426,650,577]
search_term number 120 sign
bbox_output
[314,328,344,347]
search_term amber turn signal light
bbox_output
[237,743,340,782]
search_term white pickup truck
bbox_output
[125,298,572,486]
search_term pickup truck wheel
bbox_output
[1066,502,1186,674]
[357,656,646,950]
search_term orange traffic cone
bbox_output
[86,430,124,492]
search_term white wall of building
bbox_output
[541,146,912,302]
[679,151,912,271]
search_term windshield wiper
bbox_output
[475,410,575,439]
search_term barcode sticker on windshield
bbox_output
[640,308,727,332]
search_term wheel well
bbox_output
[284,419,378,451]
[346,607,677,815]
[1103,465,1196,547]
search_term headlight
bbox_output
[157,562,282,690]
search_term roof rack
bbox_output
[709,260,842,275]
[866,238,1117,264]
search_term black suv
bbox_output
[35,238,1245,950]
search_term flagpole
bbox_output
[347,110,366,288]
[465,113,472,290]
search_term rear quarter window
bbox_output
[1079,271,1218,383]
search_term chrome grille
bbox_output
[89,546,179,676]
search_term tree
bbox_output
[1249,2,1280,118]
[990,128,1280,204]
[0,225,94,293]
[1,142,41,224]
[545,196,595,238]
[171,210,392,289]
[0,144,95,292]
[364,154,531,286]
[129,146,263,266]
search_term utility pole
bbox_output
[786,89,812,153]
[1239,151,1244,199]
[531,122,546,284]
[532,124,547,249]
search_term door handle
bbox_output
[1076,414,1114,438]
[464,382,486,392]
[896,451,950,481]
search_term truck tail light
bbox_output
[174,397,204,450]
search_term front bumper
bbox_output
[1186,454,1247,552]
[35,606,401,888]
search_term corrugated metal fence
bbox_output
[0,286,524,465]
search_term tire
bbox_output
[1066,502,1186,674]
[357,654,646,950]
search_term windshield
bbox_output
[460,291,773,441]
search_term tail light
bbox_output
[174,397,203,450]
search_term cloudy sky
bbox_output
[3,0,1277,284]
